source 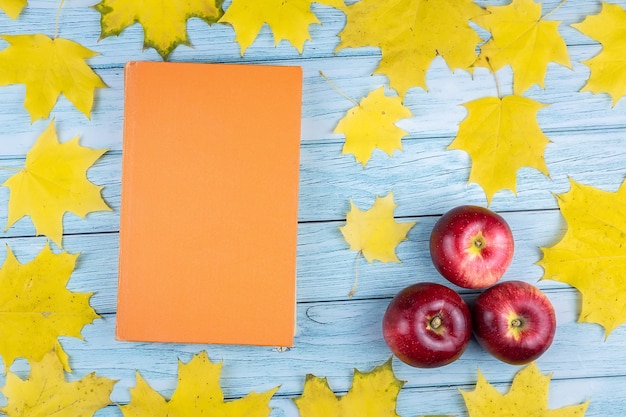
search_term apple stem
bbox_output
[511,318,522,328]
[430,315,443,330]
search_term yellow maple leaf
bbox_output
[538,178,626,337]
[335,86,412,167]
[461,362,589,416]
[473,0,571,95]
[294,359,404,417]
[0,0,27,19]
[0,34,106,121]
[339,192,415,264]
[3,121,111,247]
[572,2,626,105]
[120,350,278,417]
[1,350,115,417]
[220,0,341,55]
[94,0,223,60]
[0,243,99,371]
[448,95,550,204]
[335,0,486,97]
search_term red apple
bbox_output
[430,205,514,289]
[382,282,472,368]
[472,280,556,365]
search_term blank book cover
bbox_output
[116,61,302,346]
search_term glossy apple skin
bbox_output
[430,205,514,289]
[383,282,472,368]
[472,280,556,365]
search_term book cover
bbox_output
[116,61,302,346]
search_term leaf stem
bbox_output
[348,250,361,298]
[54,0,66,39]
[485,57,502,98]
[542,0,567,20]
[319,70,360,107]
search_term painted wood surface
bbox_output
[1,0,626,415]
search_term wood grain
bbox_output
[0,0,625,415]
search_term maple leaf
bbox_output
[339,192,415,264]
[473,0,571,95]
[538,178,626,337]
[120,350,278,417]
[334,86,413,167]
[1,350,115,417]
[0,243,99,372]
[335,0,486,97]
[0,0,27,19]
[448,95,550,204]
[220,0,341,55]
[572,2,626,105]
[294,359,404,417]
[94,0,224,60]
[3,121,111,247]
[461,362,589,416]
[0,34,106,121]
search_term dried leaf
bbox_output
[0,0,27,19]
[94,0,224,60]
[1,350,115,417]
[293,359,404,417]
[474,0,571,95]
[0,243,99,372]
[220,0,339,55]
[3,121,111,247]
[572,2,626,105]
[448,95,550,204]
[539,178,626,336]
[461,362,589,416]
[336,0,486,97]
[339,192,415,263]
[335,86,412,167]
[120,351,278,417]
[0,34,106,121]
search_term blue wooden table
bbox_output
[2,0,626,415]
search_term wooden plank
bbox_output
[297,127,626,221]
[0,288,620,408]
[0,0,608,66]
[10,0,617,51]
[2,122,626,237]
[0,207,595,312]
[0,47,625,153]
[2,43,625,149]
[49,372,621,417]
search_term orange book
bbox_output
[116,61,302,346]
